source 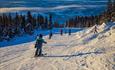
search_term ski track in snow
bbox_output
[0,22,115,70]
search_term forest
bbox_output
[0,0,115,41]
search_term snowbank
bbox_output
[0,22,115,70]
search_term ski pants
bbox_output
[35,47,42,56]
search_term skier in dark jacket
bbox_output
[49,31,53,39]
[94,25,98,34]
[68,29,71,35]
[35,34,47,57]
[60,29,63,36]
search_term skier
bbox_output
[49,31,53,39]
[94,25,98,34]
[35,34,47,57]
[60,29,63,36]
[68,29,71,35]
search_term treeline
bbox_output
[65,0,115,28]
[0,12,53,41]
[0,0,115,41]
[53,0,115,28]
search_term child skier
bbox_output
[35,34,47,57]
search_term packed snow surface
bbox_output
[0,22,115,70]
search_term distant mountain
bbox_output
[0,0,108,23]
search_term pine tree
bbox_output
[27,11,32,23]
[113,0,115,21]
[48,14,53,29]
[37,14,40,28]
[110,0,115,21]
[44,16,48,29]
[21,15,26,29]
[107,0,113,21]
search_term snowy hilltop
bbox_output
[0,22,115,70]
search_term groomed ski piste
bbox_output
[0,22,115,70]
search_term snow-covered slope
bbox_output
[0,22,115,70]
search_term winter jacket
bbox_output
[35,38,46,48]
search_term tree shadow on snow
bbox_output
[0,28,83,47]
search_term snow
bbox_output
[0,22,115,70]
[0,28,83,47]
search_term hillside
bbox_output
[0,22,115,70]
